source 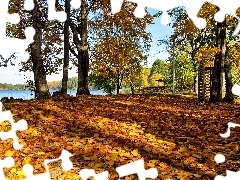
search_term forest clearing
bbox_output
[1,94,240,180]
[2,0,240,179]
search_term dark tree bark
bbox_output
[130,82,135,94]
[210,12,226,102]
[77,0,90,95]
[223,61,234,103]
[31,0,50,99]
[61,0,70,95]
[55,0,98,96]
[194,69,198,93]
[198,60,205,103]
[116,68,120,94]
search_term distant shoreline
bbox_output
[0,89,107,100]
[0,89,93,91]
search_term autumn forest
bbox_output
[1,0,240,179]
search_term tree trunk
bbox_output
[31,0,50,99]
[194,71,197,93]
[223,61,234,103]
[116,84,120,94]
[109,86,112,95]
[198,60,205,102]
[61,0,70,95]
[55,0,90,95]
[130,82,135,94]
[193,63,198,93]
[116,69,120,94]
[77,0,90,95]
[210,12,226,102]
[191,52,197,93]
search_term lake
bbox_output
[0,89,107,100]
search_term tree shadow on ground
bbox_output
[4,94,240,179]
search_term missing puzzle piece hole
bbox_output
[214,170,240,180]
[214,154,225,164]
[161,12,171,25]
[24,27,35,42]
[193,18,206,30]
[233,22,240,36]
[0,157,14,168]
[144,168,158,179]
[22,164,34,177]
[71,0,81,9]
[214,11,226,23]
[79,169,108,180]
[18,51,30,62]
[8,13,20,25]
[59,149,73,171]
[110,0,123,15]
[49,11,67,22]
[15,119,28,131]
[134,6,146,18]
[232,84,240,96]
[24,0,34,11]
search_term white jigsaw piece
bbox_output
[214,112,240,179]
[207,0,240,35]
[110,0,240,35]
[116,159,158,180]
[79,169,109,180]
[47,0,81,22]
[0,0,35,62]
[220,122,240,138]
[215,170,240,180]
[0,102,28,150]
[232,84,240,96]
[22,149,73,180]
[0,157,14,180]
[110,0,209,28]
[48,0,66,22]
[214,131,240,180]
[79,159,158,180]
[0,0,80,63]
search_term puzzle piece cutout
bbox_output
[214,155,240,180]
[232,84,240,96]
[220,122,240,138]
[207,0,240,35]
[70,0,81,9]
[0,102,28,150]
[47,0,67,22]
[213,79,240,180]
[110,0,240,35]
[22,149,73,180]
[0,0,35,62]
[0,157,14,180]
[0,0,81,63]
[79,159,158,180]
[215,170,240,180]
[48,0,82,22]
[79,169,109,180]
[116,159,158,180]
[24,0,35,11]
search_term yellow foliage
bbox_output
[1,95,240,179]
[148,73,162,86]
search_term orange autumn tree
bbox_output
[158,4,219,94]
[218,8,240,103]
[157,3,240,102]
[89,1,152,94]
[6,0,63,98]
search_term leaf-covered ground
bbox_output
[1,94,240,180]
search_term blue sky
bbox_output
[0,7,172,84]
[146,8,173,66]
